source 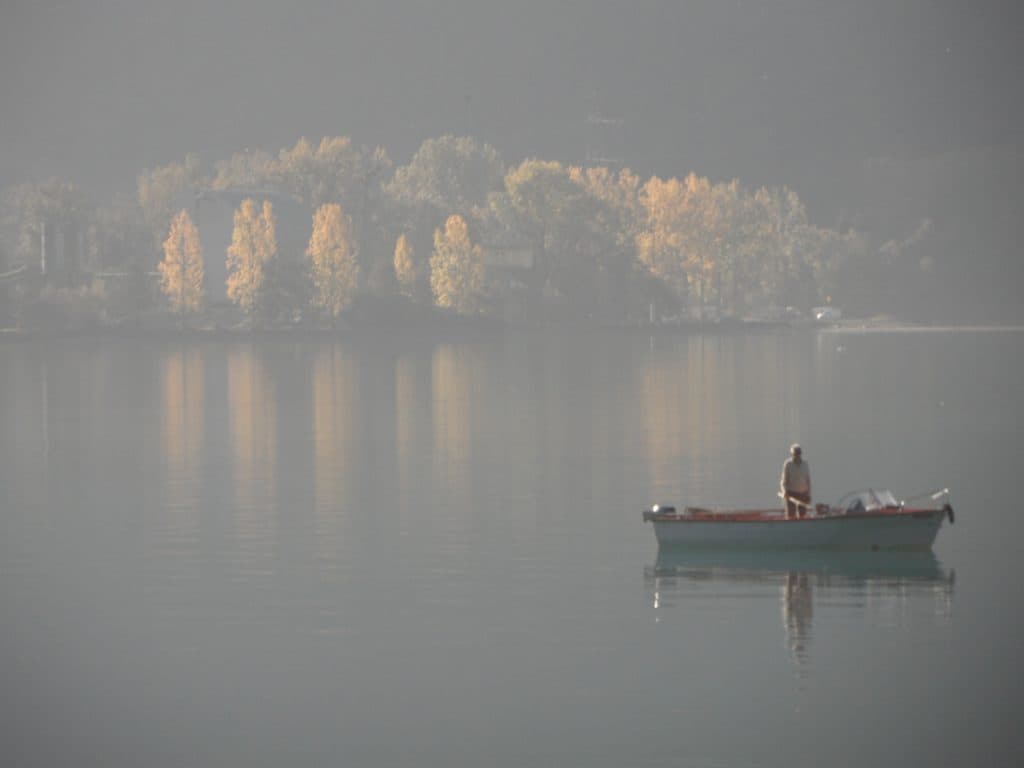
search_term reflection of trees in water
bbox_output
[311,345,362,566]
[158,348,204,544]
[431,345,480,520]
[394,355,422,518]
[227,348,277,565]
[631,338,740,496]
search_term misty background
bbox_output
[1,0,1021,318]
[4,5,1024,766]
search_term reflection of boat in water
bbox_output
[645,548,954,672]
[645,547,953,585]
[645,549,956,633]
[642,489,954,550]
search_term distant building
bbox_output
[481,241,536,323]
[483,244,534,272]
[813,306,842,322]
[38,217,86,286]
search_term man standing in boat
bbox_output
[781,443,811,519]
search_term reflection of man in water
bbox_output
[780,443,811,519]
[783,571,813,665]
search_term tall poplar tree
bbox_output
[393,234,416,298]
[306,203,360,321]
[158,209,204,325]
[430,215,485,314]
[226,199,276,323]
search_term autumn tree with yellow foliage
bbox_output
[430,215,486,314]
[307,203,360,321]
[637,174,707,304]
[226,199,277,323]
[158,209,204,324]
[6,128,877,328]
[393,234,417,298]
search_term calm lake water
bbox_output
[1,329,1021,768]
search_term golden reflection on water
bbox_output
[431,345,475,515]
[312,345,362,560]
[632,334,831,506]
[228,347,277,565]
[634,338,740,497]
[159,348,204,540]
[635,355,683,493]
[394,355,423,520]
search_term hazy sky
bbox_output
[1,0,1020,196]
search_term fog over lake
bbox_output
[2,1,1022,323]
[2,329,1022,767]
[2,2,1023,765]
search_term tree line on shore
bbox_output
[2,134,893,329]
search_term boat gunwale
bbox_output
[643,507,944,525]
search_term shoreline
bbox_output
[821,323,1024,334]
[4,317,1024,343]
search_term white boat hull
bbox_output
[646,509,947,550]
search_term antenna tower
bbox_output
[584,91,624,168]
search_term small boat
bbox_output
[642,489,954,550]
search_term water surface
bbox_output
[1,329,1020,767]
